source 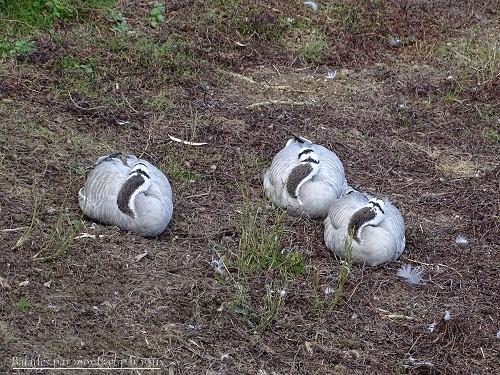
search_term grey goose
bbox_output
[324,189,405,266]
[78,153,173,237]
[263,136,348,219]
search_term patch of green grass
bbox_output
[51,343,70,356]
[166,163,201,182]
[226,194,307,332]
[197,1,286,43]
[0,39,36,58]
[441,86,462,103]
[101,33,202,80]
[24,121,55,142]
[0,0,72,32]
[148,1,165,28]
[52,55,99,98]
[110,10,128,33]
[327,236,353,313]
[0,0,114,39]
[14,193,42,250]
[142,95,172,111]
[325,3,366,33]
[56,63,102,100]
[236,7,285,41]
[160,147,203,182]
[238,200,305,279]
[284,27,329,64]
[474,103,497,122]
[299,30,329,63]
[16,297,30,310]
[33,208,83,262]
[436,27,499,87]
[32,161,85,261]
[57,56,95,74]
[483,127,500,145]
[31,164,86,261]
[0,323,15,343]
[187,105,201,141]
[309,236,353,313]
[231,281,289,333]
[256,284,287,332]
[457,29,499,86]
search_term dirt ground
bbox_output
[0,1,499,374]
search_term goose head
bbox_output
[285,135,313,147]
[116,163,152,218]
[285,147,320,204]
[347,198,386,242]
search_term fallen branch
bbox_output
[246,100,307,109]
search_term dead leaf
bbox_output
[134,251,149,262]
[0,277,11,290]
[305,341,313,354]
[19,280,30,287]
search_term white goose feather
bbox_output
[324,189,405,266]
[78,153,173,237]
[263,136,348,218]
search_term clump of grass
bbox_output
[0,0,73,33]
[284,27,329,64]
[32,162,85,261]
[16,297,30,310]
[229,195,306,332]
[299,30,329,63]
[483,127,500,145]
[160,145,203,183]
[32,207,83,262]
[309,234,353,313]
[14,193,42,250]
[231,280,290,333]
[256,284,287,332]
[238,200,305,279]
[0,323,15,343]
[435,27,499,88]
[199,2,285,42]
[325,3,366,33]
[327,236,353,313]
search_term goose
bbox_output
[78,153,173,237]
[263,136,348,218]
[323,189,405,266]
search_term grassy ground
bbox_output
[0,1,499,374]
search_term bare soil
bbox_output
[0,1,498,374]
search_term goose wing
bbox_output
[79,156,129,214]
[263,141,303,204]
[326,191,368,230]
[378,202,406,256]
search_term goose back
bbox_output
[79,154,173,237]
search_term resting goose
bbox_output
[323,189,405,266]
[263,136,348,218]
[78,153,173,237]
